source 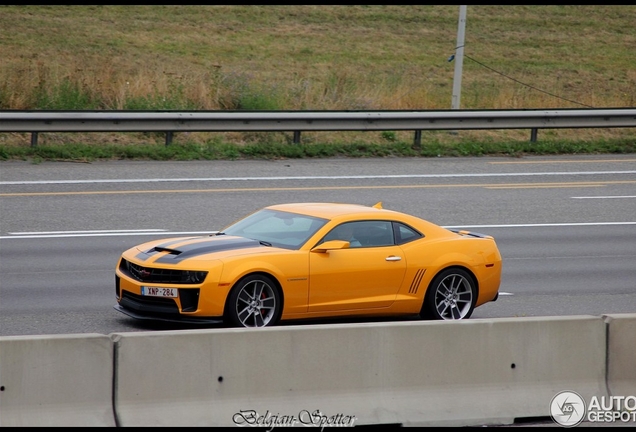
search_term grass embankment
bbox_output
[0,5,634,161]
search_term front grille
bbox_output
[119,258,207,284]
[118,288,200,315]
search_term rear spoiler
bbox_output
[448,228,493,239]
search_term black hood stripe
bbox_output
[134,237,202,261]
[153,237,262,263]
[153,237,202,250]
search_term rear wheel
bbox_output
[226,274,281,328]
[421,268,476,320]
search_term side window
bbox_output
[321,222,362,248]
[354,221,394,247]
[319,220,394,248]
[393,222,423,245]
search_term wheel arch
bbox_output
[222,271,285,319]
[423,264,479,302]
[422,265,479,312]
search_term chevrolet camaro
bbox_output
[114,202,502,327]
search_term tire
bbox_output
[421,268,476,320]
[226,274,282,328]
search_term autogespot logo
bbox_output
[550,390,586,427]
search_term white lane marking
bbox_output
[571,195,636,199]
[2,231,216,239]
[498,292,514,296]
[2,170,636,185]
[3,222,636,239]
[1,231,217,239]
[490,159,636,164]
[8,229,166,235]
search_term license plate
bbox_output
[141,286,178,298]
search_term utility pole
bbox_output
[451,5,467,110]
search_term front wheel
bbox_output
[226,274,282,328]
[421,268,476,320]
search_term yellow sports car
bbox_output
[114,202,502,327]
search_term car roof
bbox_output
[266,202,401,220]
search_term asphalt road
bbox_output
[1,154,635,337]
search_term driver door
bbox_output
[308,220,406,312]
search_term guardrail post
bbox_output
[31,132,38,148]
[413,130,422,150]
[530,128,538,142]
[293,131,301,144]
[165,131,173,146]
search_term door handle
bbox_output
[385,256,402,261]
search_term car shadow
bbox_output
[115,314,423,332]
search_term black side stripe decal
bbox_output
[409,269,426,294]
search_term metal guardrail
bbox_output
[1,108,634,147]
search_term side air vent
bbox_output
[409,269,426,294]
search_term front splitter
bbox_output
[113,304,224,325]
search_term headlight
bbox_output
[182,270,208,284]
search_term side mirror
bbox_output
[311,240,350,253]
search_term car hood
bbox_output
[130,235,269,264]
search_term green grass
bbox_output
[2,135,634,163]
[0,5,634,161]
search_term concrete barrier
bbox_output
[604,313,636,398]
[112,315,608,427]
[0,333,115,427]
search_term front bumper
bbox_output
[113,304,224,325]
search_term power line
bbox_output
[463,54,594,108]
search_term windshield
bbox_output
[221,209,328,250]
